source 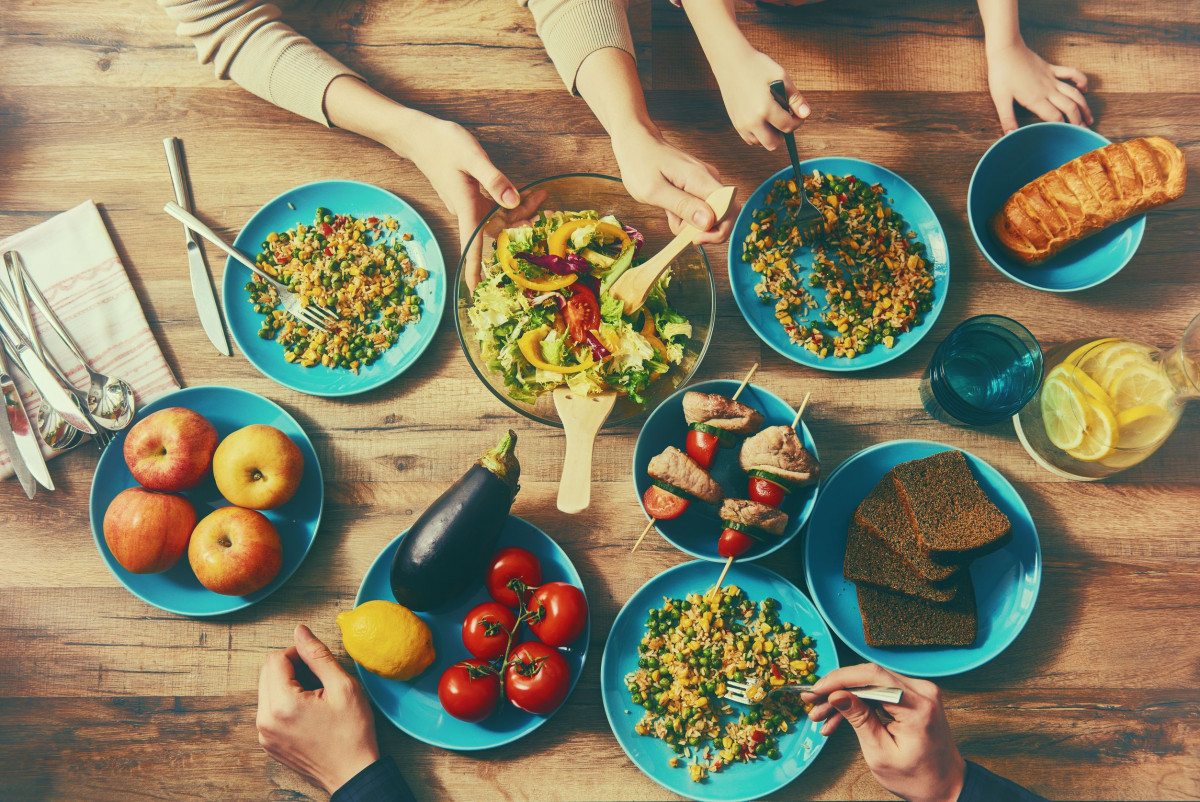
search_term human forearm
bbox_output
[681,0,756,78]
[575,47,658,144]
[323,77,423,156]
[976,0,1023,53]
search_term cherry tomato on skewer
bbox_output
[641,483,689,520]
[746,470,792,509]
[718,527,755,559]
[685,428,721,469]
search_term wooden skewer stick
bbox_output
[630,517,656,554]
[709,556,735,600]
[731,363,759,402]
[791,392,812,430]
[634,363,761,555]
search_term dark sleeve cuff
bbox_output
[330,757,416,802]
[958,760,1049,802]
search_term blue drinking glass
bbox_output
[920,315,1043,426]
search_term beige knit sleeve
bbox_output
[521,0,635,93]
[158,0,362,126]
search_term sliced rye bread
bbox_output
[856,575,977,647]
[854,476,962,583]
[843,518,960,603]
[891,450,1013,561]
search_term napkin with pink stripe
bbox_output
[0,201,179,480]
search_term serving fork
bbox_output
[768,80,825,243]
[724,678,903,706]
[163,202,338,334]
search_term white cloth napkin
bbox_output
[0,201,179,480]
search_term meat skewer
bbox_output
[713,393,815,589]
[632,364,759,554]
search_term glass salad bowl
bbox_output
[454,173,716,428]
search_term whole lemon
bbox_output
[336,600,435,681]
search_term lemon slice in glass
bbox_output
[1048,363,1113,407]
[1110,362,1175,411]
[1115,404,1176,451]
[1041,374,1086,451]
[1065,338,1118,368]
[1066,398,1119,462]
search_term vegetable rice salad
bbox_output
[247,206,427,372]
[741,171,935,359]
[626,586,820,783]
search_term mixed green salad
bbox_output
[468,211,694,405]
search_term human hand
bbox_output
[986,42,1092,133]
[802,663,966,802]
[461,188,549,292]
[256,625,380,794]
[711,45,809,151]
[388,112,521,253]
[609,130,736,244]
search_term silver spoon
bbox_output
[1,338,83,451]
[3,252,135,430]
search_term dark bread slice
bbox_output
[891,450,1012,559]
[854,477,961,583]
[844,519,960,603]
[856,575,977,647]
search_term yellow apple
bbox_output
[212,424,303,510]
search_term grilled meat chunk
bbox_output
[719,498,788,536]
[648,446,724,505]
[739,425,820,487]
[682,392,764,435]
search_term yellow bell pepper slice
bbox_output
[517,326,594,374]
[547,220,630,257]
[495,231,577,292]
[640,313,668,376]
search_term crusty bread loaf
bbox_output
[990,136,1186,265]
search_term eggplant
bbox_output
[389,430,521,611]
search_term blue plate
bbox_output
[633,379,819,562]
[353,516,590,751]
[729,159,950,372]
[968,122,1145,292]
[804,440,1041,677]
[601,560,839,802]
[88,386,323,617]
[223,180,445,397]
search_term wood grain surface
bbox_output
[2,0,1199,800]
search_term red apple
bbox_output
[213,424,303,510]
[103,487,197,573]
[188,506,283,596]
[124,407,218,492]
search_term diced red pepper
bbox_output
[320,223,333,237]
[751,730,766,743]
[324,246,333,256]
[770,664,783,680]
[367,216,379,225]
[837,193,848,203]
[275,253,288,265]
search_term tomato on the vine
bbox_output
[641,484,688,520]
[527,582,588,647]
[504,642,571,715]
[486,547,542,608]
[438,659,501,722]
[461,601,517,661]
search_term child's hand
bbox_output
[712,46,810,151]
[986,42,1092,133]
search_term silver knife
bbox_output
[0,308,95,435]
[0,347,52,494]
[163,136,231,356]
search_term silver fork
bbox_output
[724,679,903,706]
[768,80,825,243]
[163,202,337,334]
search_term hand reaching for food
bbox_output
[610,130,735,244]
[986,42,1092,133]
[256,625,381,794]
[802,663,966,802]
[713,47,810,151]
[462,188,549,292]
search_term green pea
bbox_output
[323,214,334,224]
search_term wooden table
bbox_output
[2,1,1198,799]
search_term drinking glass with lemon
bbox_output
[1015,312,1200,480]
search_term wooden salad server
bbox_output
[553,388,618,514]
[608,185,738,316]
